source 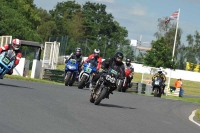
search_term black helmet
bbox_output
[75,47,81,56]
[114,52,124,63]
[126,58,131,66]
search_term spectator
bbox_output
[176,79,181,89]
[180,78,182,88]
[146,77,151,84]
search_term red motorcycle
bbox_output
[117,68,132,92]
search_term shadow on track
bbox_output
[0,83,34,89]
[100,103,136,110]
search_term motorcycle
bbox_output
[117,68,132,92]
[0,50,16,79]
[78,60,97,89]
[90,68,118,105]
[64,59,79,86]
[152,77,164,97]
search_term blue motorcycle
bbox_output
[64,59,79,86]
[0,50,16,79]
[78,60,97,89]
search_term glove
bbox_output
[118,77,125,80]
[102,69,108,73]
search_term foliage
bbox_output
[143,37,174,68]
[154,18,182,62]
[0,4,42,42]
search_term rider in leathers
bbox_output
[91,52,125,98]
[125,58,134,88]
[152,67,166,92]
[65,47,83,83]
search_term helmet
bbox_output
[157,67,163,74]
[12,39,21,50]
[75,47,81,56]
[94,49,100,58]
[114,52,124,63]
[126,58,131,66]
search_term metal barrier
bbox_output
[42,69,64,83]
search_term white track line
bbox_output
[189,110,200,127]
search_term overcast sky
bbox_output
[34,0,200,46]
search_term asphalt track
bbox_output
[0,79,199,133]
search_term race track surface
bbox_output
[0,79,199,133]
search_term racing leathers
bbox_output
[125,63,134,87]
[65,52,83,83]
[152,72,166,91]
[65,52,83,73]
[0,44,22,75]
[84,53,102,71]
[91,57,125,98]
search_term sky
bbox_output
[34,0,200,47]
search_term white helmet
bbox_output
[157,67,163,74]
[12,38,21,50]
[94,49,100,54]
[94,49,100,58]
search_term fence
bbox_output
[49,36,68,56]
[42,69,180,96]
[42,69,65,83]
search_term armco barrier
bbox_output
[42,70,180,97]
[42,69,65,83]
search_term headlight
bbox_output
[67,65,76,70]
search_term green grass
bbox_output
[196,109,200,120]
[162,95,200,104]
[4,75,62,85]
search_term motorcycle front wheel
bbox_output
[94,87,107,105]
[65,72,72,86]
[154,87,162,98]
[78,75,87,89]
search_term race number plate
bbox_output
[155,81,159,85]
[86,67,92,73]
[2,57,10,64]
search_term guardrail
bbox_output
[42,69,65,83]
[42,69,182,96]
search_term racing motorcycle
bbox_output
[78,60,97,89]
[117,68,132,92]
[64,59,79,86]
[152,77,164,97]
[90,68,118,105]
[0,50,16,79]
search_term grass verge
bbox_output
[162,95,200,104]
[195,109,200,120]
[4,75,62,85]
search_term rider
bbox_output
[125,58,134,88]
[91,52,125,99]
[84,49,102,71]
[0,38,22,76]
[152,67,166,91]
[65,47,83,73]
[65,47,83,83]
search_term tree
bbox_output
[36,8,58,41]
[82,2,129,58]
[143,37,174,68]
[49,1,81,36]
[154,18,182,60]
[0,4,42,42]
[3,0,41,29]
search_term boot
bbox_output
[105,90,113,99]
